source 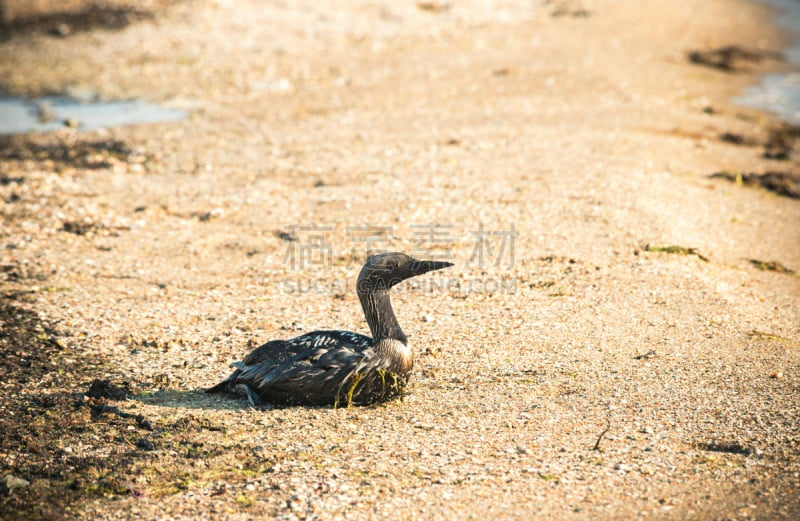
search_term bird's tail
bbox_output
[205,378,230,394]
[205,362,244,394]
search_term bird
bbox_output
[207,252,453,407]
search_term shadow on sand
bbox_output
[132,389,253,412]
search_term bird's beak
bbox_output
[413,259,454,274]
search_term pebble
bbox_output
[1,475,30,491]
[136,438,155,451]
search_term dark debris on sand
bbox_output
[0,301,64,386]
[0,135,142,170]
[0,5,154,40]
[0,302,144,518]
[719,132,758,147]
[85,378,132,400]
[687,45,783,72]
[717,123,800,161]
[748,259,797,276]
[710,171,800,200]
[763,123,800,161]
[643,244,710,262]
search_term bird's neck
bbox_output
[358,288,407,345]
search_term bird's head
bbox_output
[356,252,453,293]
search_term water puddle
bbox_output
[0,96,187,135]
[735,72,800,123]
[735,0,800,123]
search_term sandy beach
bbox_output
[1,0,799,519]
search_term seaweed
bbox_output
[333,369,405,408]
[710,171,800,199]
[687,45,783,72]
[0,135,145,170]
[0,5,154,40]
[748,259,797,276]
[644,244,709,262]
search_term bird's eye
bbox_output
[387,262,396,269]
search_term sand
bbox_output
[1,0,799,519]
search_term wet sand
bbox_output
[1,0,799,519]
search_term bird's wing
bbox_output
[242,339,303,366]
[234,331,372,389]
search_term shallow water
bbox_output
[735,0,800,123]
[0,96,186,135]
[735,72,800,123]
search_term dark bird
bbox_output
[207,252,452,407]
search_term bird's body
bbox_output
[207,253,452,407]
